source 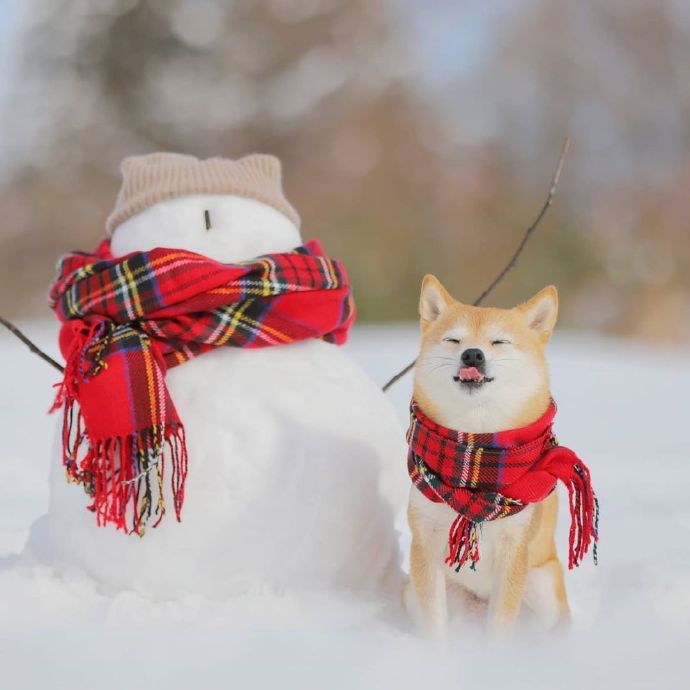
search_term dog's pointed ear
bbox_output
[518,285,558,341]
[420,274,453,328]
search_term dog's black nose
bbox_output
[461,348,485,367]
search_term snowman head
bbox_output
[108,153,303,263]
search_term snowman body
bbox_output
[30,194,405,599]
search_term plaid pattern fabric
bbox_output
[49,239,355,535]
[407,400,598,571]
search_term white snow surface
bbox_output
[2,321,690,689]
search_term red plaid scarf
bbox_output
[49,239,354,535]
[407,400,598,571]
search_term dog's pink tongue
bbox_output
[459,366,483,381]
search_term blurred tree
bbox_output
[2,0,687,342]
[444,0,690,338]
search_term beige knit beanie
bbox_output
[106,152,301,235]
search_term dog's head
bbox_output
[413,275,558,431]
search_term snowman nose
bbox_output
[204,209,212,231]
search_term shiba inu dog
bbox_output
[406,275,575,636]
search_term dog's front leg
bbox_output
[409,534,449,638]
[487,540,528,635]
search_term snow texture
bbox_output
[2,322,690,689]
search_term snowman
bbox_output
[27,153,405,600]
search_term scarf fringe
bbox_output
[565,463,599,569]
[57,393,188,536]
[445,513,480,571]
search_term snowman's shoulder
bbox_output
[165,341,400,431]
[168,340,366,384]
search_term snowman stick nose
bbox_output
[204,209,212,231]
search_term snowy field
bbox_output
[2,321,690,689]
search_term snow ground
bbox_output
[1,321,690,689]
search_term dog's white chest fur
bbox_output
[409,488,535,599]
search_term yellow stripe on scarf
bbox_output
[470,447,483,488]
[141,343,159,426]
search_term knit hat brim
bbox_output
[106,153,301,235]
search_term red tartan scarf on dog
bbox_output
[407,400,598,571]
[49,239,354,535]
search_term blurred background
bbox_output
[0,0,688,340]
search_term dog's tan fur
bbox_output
[406,275,569,636]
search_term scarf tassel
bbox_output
[445,513,480,571]
[58,393,188,536]
[565,463,599,569]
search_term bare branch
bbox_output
[380,358,415,393]
[0,315,64,373]
[472,138,570,306]
[382,137,570,393]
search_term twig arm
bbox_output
[381,360,415,393]
[382,137,570,393]
[0,315,64,373]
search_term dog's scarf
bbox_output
[407,400,598,571]
[49,239,354,535]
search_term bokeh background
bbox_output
[1,0,688,340]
